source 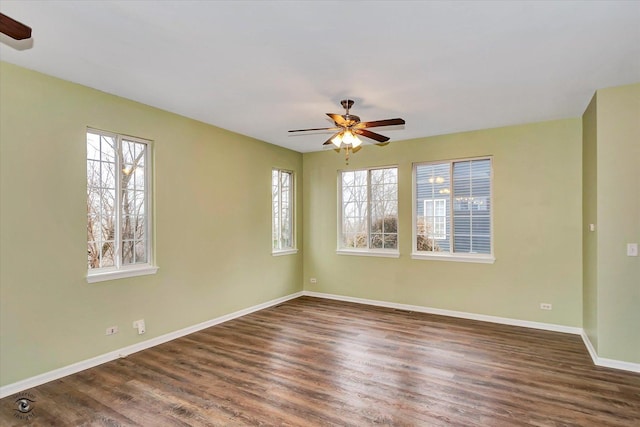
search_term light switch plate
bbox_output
[627,243,638,257]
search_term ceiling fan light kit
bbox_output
[289,99,405,163]
[332,130,362,148]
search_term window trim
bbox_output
[87,265,159,284]
[271,168,297,255]
[412,156,495,264]
[86,128,157,282]
[336,249,400,258]
[337,165,399,257]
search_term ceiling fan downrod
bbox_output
[340,99,355,116]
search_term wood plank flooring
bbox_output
[1,296,639,426]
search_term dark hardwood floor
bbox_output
[2,296,639,426]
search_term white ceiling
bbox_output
[1,1,639,153]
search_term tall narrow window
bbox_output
[339,166,398,256]
[272,169,296,254]
[87,129,156,282]
[413,157,493,263]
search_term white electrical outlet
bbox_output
[133,319,146,335]
[540,303,552,310]
[310,277,317,284]
[106,326,118,335]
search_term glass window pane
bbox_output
[451,158,492,255]
[370,234,383,248]
[454,216,470,236]
[87,131,151,271]
[101,162,116,189]
[384,234,398,250]
[472,235,491,254]
[371,217,383,233]
[121,140,136,165]
[87,133,102,160]
[342,171,355,186]
[101,242,115,267]
[122,240,135,265]
[454,235,471,253]
[453,161,471,179]
[101,136,116,163]
[472,215,491,235]
[272,169,294,250]
[340,167,397,251]
[415,162,451,252]
[135,241,147,263]
[384,217,397,233]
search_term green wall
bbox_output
[582,94,599,352]
[303,119,583,326]
[2,61,637,388]
[583,83,640,363]
[0,62,303,386]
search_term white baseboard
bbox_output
[304,291,640,373]
[0,291,304,399]
[3,290,638,398]
[303,291,582,335]
[580,331,640,373]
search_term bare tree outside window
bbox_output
[339,167,398,251]
[87,130,151,271]
[272,169,294,251]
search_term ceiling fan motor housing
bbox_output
[339,115,360,126]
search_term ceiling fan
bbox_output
[288,99,405,162]
[0,13,32,40]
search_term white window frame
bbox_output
[272,168,297,255]
[86,128,158,283]
[337,166,399,258]
[412,157,495,264]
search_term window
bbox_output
[272,169,296,254]
[86,129,157,282]
[339,166,398,257]
[413,157,493,263]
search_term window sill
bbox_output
[411,252,495,264]
[336,249,400,258]
[272,249,299,256]
[87,266,159,283]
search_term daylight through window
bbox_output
[339,167,398,255]
[87,129,154,278]
[272,169,295,253]
[414,157,492,261]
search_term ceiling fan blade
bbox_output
[288,127,339,133]
[323,132,341,145]
[358,118,405,129]
[354,129,390,143]
[326,113,348,126]
[0,13,32,40]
